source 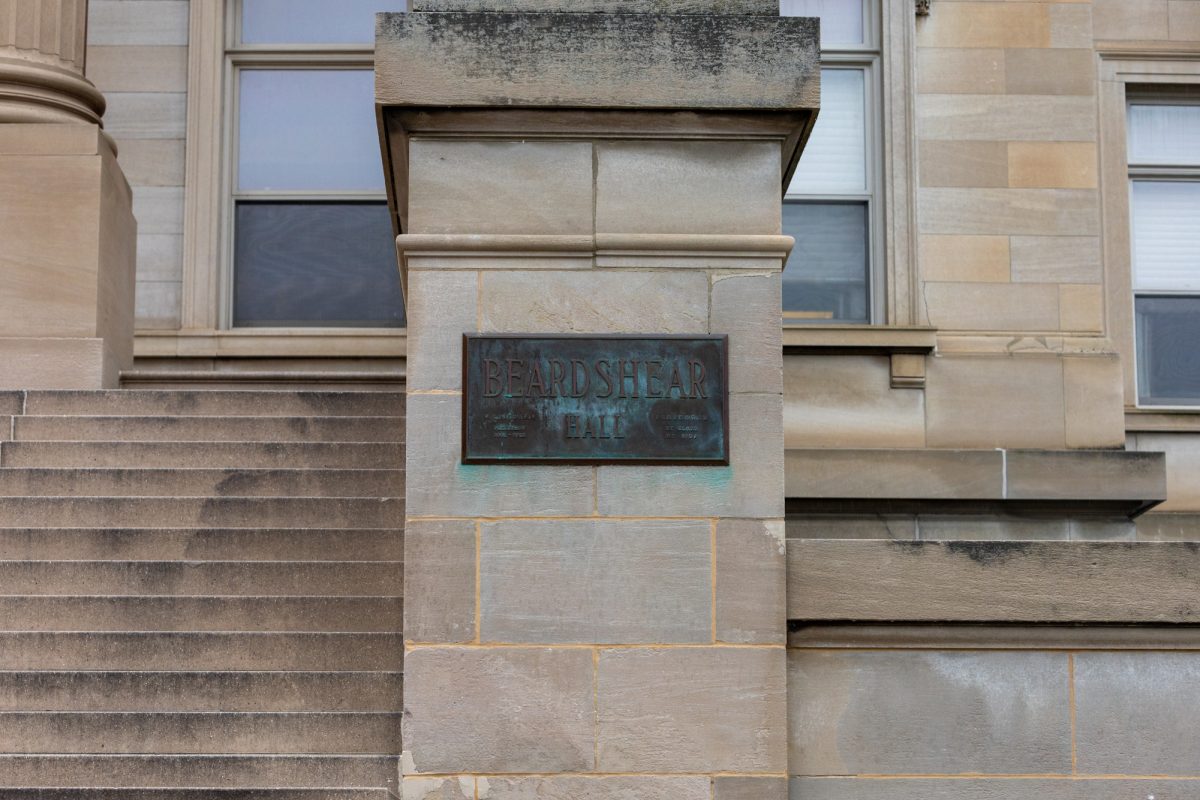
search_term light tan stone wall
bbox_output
[400,133,791,798]
[85,0,188,330]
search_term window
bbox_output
[1129,98,1200,405]
[780,0,880,324]
[226,0,406,328]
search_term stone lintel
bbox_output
[787,540,1200,623]
[375,13,820,110]
[411,0,779,13]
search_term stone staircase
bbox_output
[0,390,405,799]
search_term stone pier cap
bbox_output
[376,1,821,235]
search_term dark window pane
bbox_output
[781,201,869,323]
[234,202,405,328]
[1136,296,1200,405]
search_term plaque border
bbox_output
[460,333,731,466]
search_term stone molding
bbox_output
[787,540,1200,623]
[0,54,104,125]
[785,448,1166,517]
[789,624,1200,650]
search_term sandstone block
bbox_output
[925,356,1066,448]
[1008,142,1098,188]
[789,778,1197,800]
[714,776,787,800]
[1093,0,1169,40]
[919,188,1099,235]
[1076,652,1200,775]
[788,650,1071,775]
[1010,236,1101,284]
[403,647,594,773]
[597,647,785,772]
[1005,50,1096,97]
[408,141,593,236]
[918,96,1096,142]
[923,282,1060,332]
[918,141,1008,188]
[480,519,711,644]
[919,234,1010,282]
[784,355,925,448]
[715,519,785,644]
[406,271,478,391]
[915,2,1050,48]
[405,520,476,643]
[405,394,594,517]
[710,273,783,394]
[595,141,780,235]
[1063,356,1128,449]
[480,776,711,799]
[917,49,1004,95]
[479,270,708,334]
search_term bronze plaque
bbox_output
[462,334,729,465]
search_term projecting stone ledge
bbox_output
[375,11,820,109]
[785,448,1166,518]
[412,0,779,13]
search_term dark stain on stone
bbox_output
[943,540,1035,567]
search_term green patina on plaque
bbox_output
[462,334,729,465]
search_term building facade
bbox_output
[0,0,1198,797]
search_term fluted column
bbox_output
[0,0,105,124]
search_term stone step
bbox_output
[0,560,402,596]
[0,528,402,562]
[0,711,402,754]
[0,633,405,671]
[0,671,403,712]
[24,390,405,418]
[0,791,392,800]
[0,497,403,528]
[0,468,404,498]
[0,755,398,789]
[0,441,404,469]
[0,596,402,631]
[13,415,405,443]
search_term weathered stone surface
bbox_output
[1006,450,1165,504]
[783,355,925,449]
[406,394,594,517]
[711,274,783,394]
[597,392,783,517]
[404,647,594,773]
[597,647,786,772]
[925,356,1065,449]
[479,270,708,334]
[0,754,397,789]
[406,271,478,391]
[785,514,917,540]
[377,13,820,110]
[595,141,780,235]
[405,520,476,643]
[789,779,1199,799]
[1075,653,1200,775]
[412,0,779,13]
[480,519,711,644]
[787,540,1200,623]
[403,777,474,799]
[788,650,1071,774]
[715,519,785,644]
[714,776,787,800]
[408,141,593,236]
[480,776,711,799]
[785,448,1003,500]
[915,516,1070,542]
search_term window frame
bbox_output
[1126,93,1200,406]
[1096,51,1200,412]
[167,0,408,352]
[782,0,887,326]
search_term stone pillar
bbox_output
[0,0,135,388]
[378,3,818,798]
